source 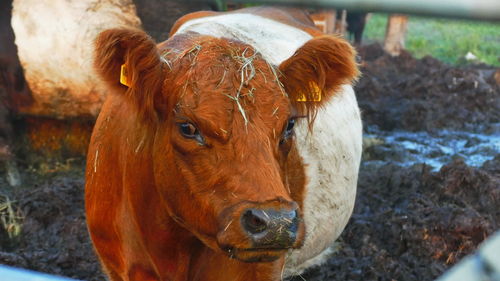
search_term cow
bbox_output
[346,12,369,45]
[85,6,362,281]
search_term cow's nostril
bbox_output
[242,209,268,234]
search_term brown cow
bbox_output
[85,7,361,281]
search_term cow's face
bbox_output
[94,29,358,262]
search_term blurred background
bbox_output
[0,1,498,280]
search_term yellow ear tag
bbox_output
[120,64,130,87]
[296,82,321,102]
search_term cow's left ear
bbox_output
[279,35,359,118]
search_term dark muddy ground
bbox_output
[0,44,499,281]
[0,166,105,281]
[356,44,500,133]
[292,156,500,281]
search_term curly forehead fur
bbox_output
[160,34,293,136]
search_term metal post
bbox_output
[223,0,500,21]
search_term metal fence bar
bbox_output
[0,265,79,281]
[219,0,500,21]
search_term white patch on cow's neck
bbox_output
[285,85,362,276]
[174,13,313,65]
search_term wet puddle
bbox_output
[363,125,500,170]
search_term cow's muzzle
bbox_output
[241,208,299,249]
[217,199,304,262]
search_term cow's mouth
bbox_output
[221,246,289,262]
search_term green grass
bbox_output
[363,14,500,66]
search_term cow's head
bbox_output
[94,28,358,262]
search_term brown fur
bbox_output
[169,7,359,125]
[169,11,219,37]
[86,7,358,281]
[280,35,359,125]
[93,28,165,123]
[169,7,323,38]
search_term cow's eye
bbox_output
[281,118,295,143]
[178,122,204,144]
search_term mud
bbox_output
[356,43,500,133]
[0,168,105,281]
[0,44,499,280]
[291,156,499,281]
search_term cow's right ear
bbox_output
[94,28,164,121]
[279,35,359,125]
